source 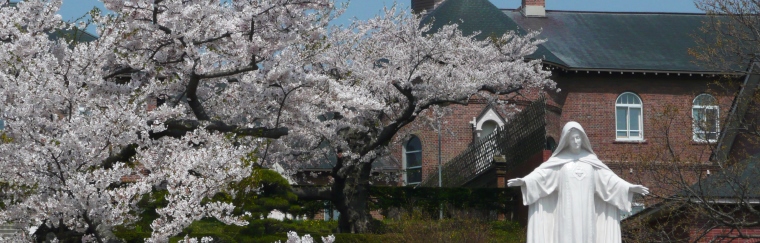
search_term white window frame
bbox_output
[692,94,719,143]
[615,92,644,141]
[403,136,422,185]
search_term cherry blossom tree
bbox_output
[267,7,554,233]
[0,0,334,241]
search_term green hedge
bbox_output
[368,186,521,218]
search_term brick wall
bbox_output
[695,227,760,243]
[522,0,545,6]
[552,73,735,165]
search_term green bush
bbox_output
[378,216,525,243]
[368,186,521,219]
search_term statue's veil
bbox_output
[551,121,595,157]
[538,121,611,171]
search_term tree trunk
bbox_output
[331,159,373,233]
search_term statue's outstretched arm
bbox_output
[629,185,649,195]
[507,178,525,187]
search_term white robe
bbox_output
[520,157,633,243]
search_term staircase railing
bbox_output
[420,97,546,187]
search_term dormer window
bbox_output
[471,106,506,140]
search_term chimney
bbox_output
[411,0,443,15]
[522,0,546,17]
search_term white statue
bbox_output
[508,122,648,243]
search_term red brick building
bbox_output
[398,0,760,240]
[402,0,734,186]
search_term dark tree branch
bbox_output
[102,67,139,80]
[149,119,289,139]
[196,65,259,79]
[102,144,138,170]
[185,73,210,120]
[480,84,524,96]
[100,120,287,170]
[193,32,233,45]
[186,63,258,121]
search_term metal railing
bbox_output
[420,97,546,187]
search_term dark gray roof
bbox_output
[420,0,562,67]
[422,0,722,73]
[686,153,760,199]
[506,10,714,72]
[422,0,521,39]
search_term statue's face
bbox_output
[568,129,582,154]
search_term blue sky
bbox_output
[56,0,702,35]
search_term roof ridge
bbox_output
[501,8,706,16]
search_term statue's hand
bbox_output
[630,185,649,196]
[507,178,524,187]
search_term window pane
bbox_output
[693,108,704,132]
[694,94,717,106]
[706,108,718,132]
[616,107,627,131]
[695,132,705,141]
[630,131,640,137]
[405,136,421,151]
[706,132,717,140]
[617,131,627,137]
[693,108,703,120]
[616,94,626,104]
[407,168,422,184]
[629,108,640,131]
[618,93,642,105]
[406,151,422,167]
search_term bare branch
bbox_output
[149,119,289,139]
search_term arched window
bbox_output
[615,92,643,140]
[693,94,719,142]
[403,136,422,185]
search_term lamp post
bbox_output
[437,116,443,220]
